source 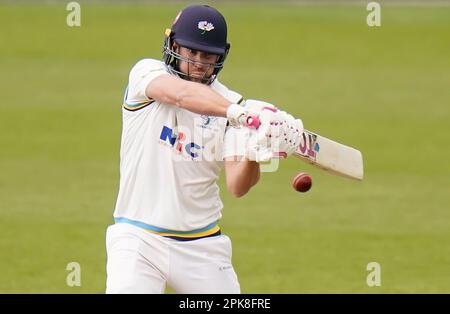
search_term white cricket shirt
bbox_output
[113,59,243,234]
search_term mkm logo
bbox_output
[159,126,202,158]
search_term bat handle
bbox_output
[243,115,261,129]
[240,105,278,129]
[272,152,288,159]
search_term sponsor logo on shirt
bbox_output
[159,126,202,159]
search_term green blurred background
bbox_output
[0,0,449,293]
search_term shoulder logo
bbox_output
[198,21,214,34]
[201,115,218,126]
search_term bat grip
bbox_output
[272,152,288,158]
[240,106,276,129]
[243,115,261,129]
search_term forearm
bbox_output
[146,74,231,117]
[246,160,261,187]
[175,81,231,117]
[225,157,260,198]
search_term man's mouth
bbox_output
[191,72,207,78]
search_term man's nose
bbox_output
[191,53,207,67]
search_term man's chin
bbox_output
[189,76,209,84]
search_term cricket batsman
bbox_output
[106,4,303,293]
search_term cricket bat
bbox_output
[244,112,364,180]
[293,129,364,181]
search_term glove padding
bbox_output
[242,99,278,162]
[246,130,275,162]
[242,99,304,162]
[226,103,248,128]
[271,111,303,157]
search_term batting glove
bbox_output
[271,111,303,157]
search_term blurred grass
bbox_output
[0,3,449,293]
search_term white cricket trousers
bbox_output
[105,223,241,294]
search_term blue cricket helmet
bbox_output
[162,4,230,84]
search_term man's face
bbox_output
[173,43,220,84]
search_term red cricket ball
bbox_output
[292,172,312,193]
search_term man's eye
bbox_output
[189,49,198,55]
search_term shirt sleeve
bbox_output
[125,59,169,106]
[211,79,243,104]
[222,125,252,159]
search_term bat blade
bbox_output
[293,129,364,181]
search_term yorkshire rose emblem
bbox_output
[198,21,214,34]
[201,115,218,126]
